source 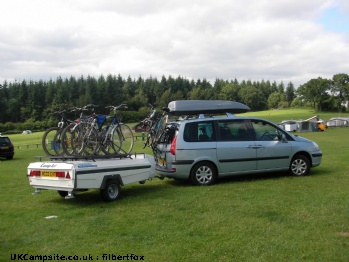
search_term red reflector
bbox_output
[56,172,65,178]
[65,172,71,179]
[170,136,177,155]
[30,170,40,177]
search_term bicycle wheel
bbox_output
[103,124,134,154]
[61,123,76,156]
[119,124,134,154]
[153,115,168,147]
[53,129,65,156]
[82,127,99,156]
[99,126,122,155]
[42,127,60,156]
[70,123,89,156]
[143,130,155,149]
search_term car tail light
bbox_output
[29,170,40,177]
[56,172,65,178]
[170,136,177,155]
[65,172,71,179]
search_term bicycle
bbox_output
[142,106,170,149]
[70,104,134,156]
[58,105,94,156]
[140,104,157,149]
[42,108,77,156]
[98,104,134,155]
[63,104,99,156]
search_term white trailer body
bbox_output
[27,154,155,201]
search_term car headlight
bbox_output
[310,142,320,151]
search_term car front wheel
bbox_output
[190,162,217,186]
[289,154,310,176]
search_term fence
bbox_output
[15,144,41,149]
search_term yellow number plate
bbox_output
[1,146,9,149]
[41,171,56,177]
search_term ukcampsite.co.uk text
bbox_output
[10,253,145,261]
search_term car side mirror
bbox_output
[279,134,287,142]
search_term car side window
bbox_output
[183,121,215,142]
[217,120,252,141]
[251,120,282,141]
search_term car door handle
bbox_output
[247,145,263,149]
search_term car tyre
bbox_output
[289,154,310,176]
[190,162,217,186]
[100,180,121,202]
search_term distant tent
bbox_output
[298,121,319,132]
[327,117,349,127]
[280,116,323,132]
[280,120,299,132]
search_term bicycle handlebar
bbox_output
[84,104,99,109]
[105,104,128,111]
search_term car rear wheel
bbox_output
[289,154,310,176]
[190,162,217,186]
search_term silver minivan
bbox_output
[154,101,323,185]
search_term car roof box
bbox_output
[168,100,250,115]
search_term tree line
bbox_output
[0,73,348,132]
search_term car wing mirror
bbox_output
[279,134,287,142]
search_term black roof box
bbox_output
[168,100,250,115]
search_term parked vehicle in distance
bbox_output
[22,130,32,134]
[154,100,323,185]
[0,134,14,160]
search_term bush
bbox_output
[4,122,15,131]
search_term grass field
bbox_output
[1,110,349,261]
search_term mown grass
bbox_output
[241,108,348,124]
[1,110,349,261]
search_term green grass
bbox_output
[1,110,349,261]
[240,108,349,124]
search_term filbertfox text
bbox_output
[10,253,145,261]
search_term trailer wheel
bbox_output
[100,180,121,202]
[58,190,68,197]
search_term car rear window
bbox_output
[0,137,11,144]
[183,121,215,142]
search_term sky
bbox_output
[1,0,349,88]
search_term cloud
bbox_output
[1,0,349,87]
